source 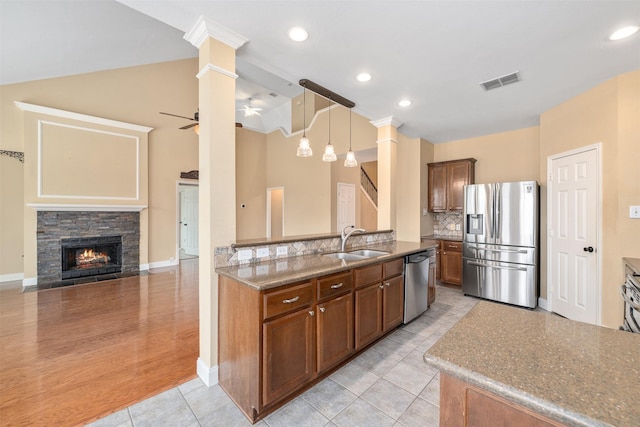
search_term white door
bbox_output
[337,183,356,232]
[266,187,284,239]
[548,145,599,324]
[180,185,199,256]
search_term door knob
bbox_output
[583,246,594,252]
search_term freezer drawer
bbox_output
[463,243,536,265]
[462,258,537,308]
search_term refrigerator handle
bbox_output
[495,183,501,242]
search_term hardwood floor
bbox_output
[0,259,199,427]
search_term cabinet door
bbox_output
[428,163,447,212]
[447,161,472,211]
[382,275,404,332]
[317,293,354,374]
[263,308,315,406]
[355,283,383,350]
[428,262,436,306]
[441,250,463,286]
[436,242,442,281]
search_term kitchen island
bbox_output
[424,301,640,426]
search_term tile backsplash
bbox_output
[433,212,463,237]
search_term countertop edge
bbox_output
[216,241,437,291]
[422,354,612,427]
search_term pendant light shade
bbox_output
[322,105,337,162]
[297,88,313,157]
[344,109,357,167]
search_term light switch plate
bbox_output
[256,247,269,258]
[237,249,252,261]
[630,205,640,219]
[276,246,288,256]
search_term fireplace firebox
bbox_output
[61,235,123,280]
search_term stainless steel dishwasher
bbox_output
[404,251,430,323]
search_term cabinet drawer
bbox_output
[443,241,462,252]
[354,264,382,289]
[263,282,314,320]
[317,272,353,301]
[383,258,403,279]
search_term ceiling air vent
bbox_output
[480,71,520,91]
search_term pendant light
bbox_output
[296,88,313,157]
[322,104,337,162]
[344,108,357,167]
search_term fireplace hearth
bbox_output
[61,235,122,280]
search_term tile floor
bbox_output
[87,286,479,427]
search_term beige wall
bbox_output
[0,58,199,278]
[236,128,267,240]
[395,134,422,242]
[539,70,640,328]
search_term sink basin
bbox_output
[348,249,389,257]
[323,252,368,261]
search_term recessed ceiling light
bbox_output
[288,27,308,42]
[398,99,412,107]
[609,25,639,41]
[356,73,372,82]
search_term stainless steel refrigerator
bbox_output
[462,181,539,308]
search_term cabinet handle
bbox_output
[379,285,384,289]
[384,282,390,287]
[309,310,315,316]
[330,282,344,289]
[282,296,300,304]
[319,307,325,313]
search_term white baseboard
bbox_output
[148,259,180,269]
[22,276,37,288]
[197,358,219,387]
[139,263,150,271]
[538,297,549,311]
[0,272,24,284]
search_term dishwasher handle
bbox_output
[406,254,428,264]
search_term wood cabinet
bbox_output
[441,240,463,286]
[440,373,564,427]
[427,158,476,212]
[219,256,408,423]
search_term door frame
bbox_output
[266,187,285,239]
[546,142,602,324]
[176,180,199,264]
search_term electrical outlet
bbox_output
[422,207,428,216]
[276,246,288,256]
[256,247,269,258]
[455,224,461,231]
[237,249,252,261]
[630,205,640,219]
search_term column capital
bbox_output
[184,15,248,50]
[370,116,403,129]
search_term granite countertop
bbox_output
[216,240,437,291]
[421,233,463,242]
[424,301,640,426]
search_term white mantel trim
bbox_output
[15,102,153,134]
[27,203,147,212]
[184,15,248,50]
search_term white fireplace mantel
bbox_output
[27,203,147,212]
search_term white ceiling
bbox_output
[2,0,639,143]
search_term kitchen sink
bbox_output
[348,249,389,257]
[323,252,368,261]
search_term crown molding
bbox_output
[184,15,249,50]
[14,102,153,133]
[370,116,403,129]
[196,63,238,80]
[27,203,147,212]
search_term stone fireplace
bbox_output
[37,211,140,286]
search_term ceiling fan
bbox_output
[237,98,262,117]
[159,111,199,130]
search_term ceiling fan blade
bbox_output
[160,112,197,121]
[179,123,198,130]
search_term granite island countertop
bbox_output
[216,240,438,291]
[424,301,640,426]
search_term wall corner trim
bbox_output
[370,116,403,129]
[184,15,248,50]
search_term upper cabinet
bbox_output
[427,158,477,212]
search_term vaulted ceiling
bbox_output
[2,0,639,142]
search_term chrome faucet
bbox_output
[341,225,365,252]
